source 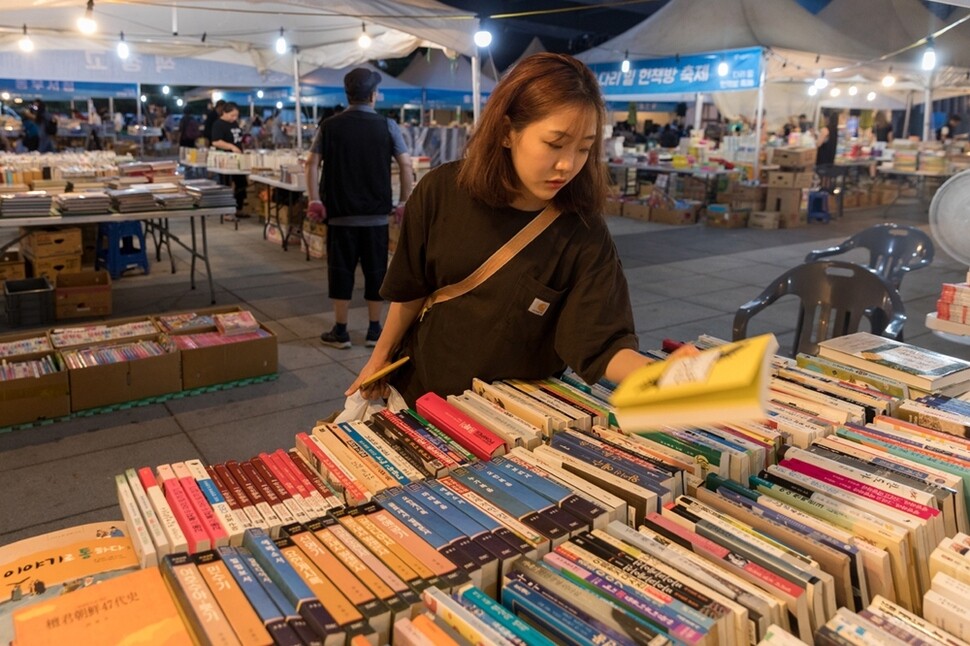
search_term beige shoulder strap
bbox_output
[420,204,562,319]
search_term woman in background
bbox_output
[873,111,894,144]
[816,110,840,166]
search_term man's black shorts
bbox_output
[326,224,388,301]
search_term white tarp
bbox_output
[398,48,496,107]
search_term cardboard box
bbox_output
[779,212,807,228]
[67,336,181,411]
[301,233,326,259]
[766,171,813,189]
[650,202,702,225]
[770,147,817,168]
[25,254,83,282]
[50,315,160,349]
[765,188,803,216]
[20,227,83,259]
[748,210,780,229]
[705,204,750,229]
[623,200,651,221]
[0,332,70,427]
[80,224,98,267]
[55,269,112,320]
[265,224,302,246]
[0,250,26,282]
[603,197,624,217]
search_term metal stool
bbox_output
[95,221,150,278]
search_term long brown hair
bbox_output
[457,53,610,216]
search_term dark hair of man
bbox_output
[457,52,609,217]
[222,101,239,115]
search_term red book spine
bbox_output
[268,450,323,516]
[416,392,507,461]
[285,449,343,512]
[155,464,211,553]
[214,463,265,530]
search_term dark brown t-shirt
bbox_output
[381,161,638,405]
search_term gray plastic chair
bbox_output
[804,222,934,289]
[733,260,907,357]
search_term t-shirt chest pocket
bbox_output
[500,274,566,343]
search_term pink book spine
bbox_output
[155,464,211,553]
[647,512,804,599]
[171,462,229,547]
[295,433,368,506]
[270,450,321,513]
[415,392,506,461]
[780,457,939,520]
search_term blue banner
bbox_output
[0,78,137,100]
[589,47,763,97]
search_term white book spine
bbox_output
[116,474,157,567]
[923,589,970,640]
[124,467,170,557]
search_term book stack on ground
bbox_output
[0,191,53,218]
[53,191,111,215]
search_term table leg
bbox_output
[199,216,215,304]
[189,216,198,289]
[162,217,175,274]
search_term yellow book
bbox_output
[611,334,779,431]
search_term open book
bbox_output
[611,333,779,431]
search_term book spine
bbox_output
[124,467,170,557]
[322,517,417,604]
[437,475,547,549]
[183,459,246,546]
[171,461,230,548]
[193,550,275,645]
[345,421,427,482]
[218,546,303,646]
[421,585,511,645]
[282,449,343,514]
[398,410,477,464]
[422,480,532,557]
[263,451,321,518]
[252,456,312,524]
[115,473,158,567]
[366,505,463,579]
[459,583,558,646]
[210,464,263,532]
[313,425,396,494]
[308,519,403,605]
[295,432,370,506]
[333,510,424,591]
[335,422,411,487]
[416,392,507,460]
[156,463,212,554]
[241,460,297,528]
[137,466,189,553]
[161,553,238,645]
[374,410,454,474]
[226,460,283,535]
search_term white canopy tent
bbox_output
[397,48,496,119]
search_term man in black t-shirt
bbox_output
[210,101,248,216]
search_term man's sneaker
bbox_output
[365,326,382,348]
[320,327,351,349]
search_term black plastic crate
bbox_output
[4,277,55,327]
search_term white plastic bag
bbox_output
[333,385,407,424]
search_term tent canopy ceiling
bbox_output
[0,0,479,75]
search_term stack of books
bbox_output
[54,191,111,215]
[105,175,150,189]
[154,193,195,210]
[107,187,158,212]
[183,182,236,208]
[0,191,53,218]
[50,320,159,347]
[927,279,970,336]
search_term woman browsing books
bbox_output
[346,53,651,405]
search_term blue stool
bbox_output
[95,221,150,278]
[807,190,831,224]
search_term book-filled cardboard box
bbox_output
[0,304,277,426]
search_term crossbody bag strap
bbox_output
[420,204,562,320]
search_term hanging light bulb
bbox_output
[830,87,841,97]
[848,85,858,96]
[18,25,33,52]
[1,92,10,101]
[116,31,129,59]
[140,94,147,103]
[275,27,287,55]
[256,89,264,99]
[808,85,818,96]
[473,16,492,48]
[176,98,184,107]
[621,50,630,74]
[882,67,896,87]
[77,0,97,34]
[162,85,170,95]
[275,100,283,110]
[358,23,371,49]
[717,59,729,77]
[814,70,828,89]
[922,36,936,71]
[867,91,877,101]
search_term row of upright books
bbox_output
[9,331,970,644]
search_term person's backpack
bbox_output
[44,116,57,136]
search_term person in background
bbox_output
[938,113,962,143]
[873,111,894,143]
[202,99,224,146]
[306,68,414,350]
[816,110,840,166]
[178,106,201,148]
[798,113,812,133]
[209,101,248,218]
[29,99,56,153]
[270,111,288,148]
[345,53,650,405]
[88,108,103,150]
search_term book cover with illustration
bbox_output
[611,333,779,431]
[214,310,260,336]
[0,521,141,644]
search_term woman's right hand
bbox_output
[346,356,394,401]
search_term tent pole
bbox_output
[313,104,318,124]
[108,97,114,119]
[136,82,142,125]
[293,49,302,150]
[753,66,766,179]
[249,97,254,122]
[694,93,703,133]
[903,91,913,138]
[923,77,933,142]
[472,52,481,126]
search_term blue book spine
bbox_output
[237,547,321,646]
[550,433,672,498]
[338,422,410,486]
[370,492,449,550]
[491,455,579,503]
[423,480,503,532]
[467,461,556,512]
[459,584,558,646]
[218,546,303,646]
[500,579,618,646]
[196,475,227,505]
[406,483,488,538]
[448,467,536,519]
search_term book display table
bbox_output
[0,206,232,304]
[249,173,310,260]
[876,167,953,205]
